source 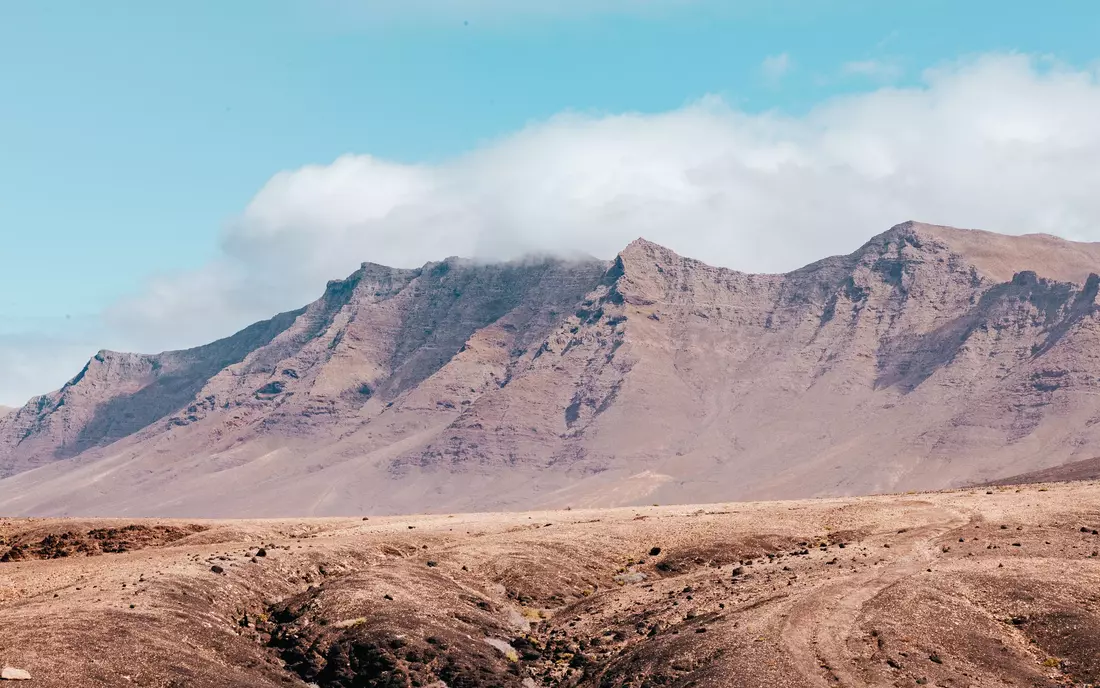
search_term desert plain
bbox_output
[2,480,1099,687]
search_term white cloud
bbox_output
[761,53,793,83]
[7,52,1100,405]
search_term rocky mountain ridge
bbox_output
[2,221,1100,516]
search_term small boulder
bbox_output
[1,667,32,680]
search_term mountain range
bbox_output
[2,221,1100,517]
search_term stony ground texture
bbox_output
[2,481,1099,687]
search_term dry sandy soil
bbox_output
[2,481,1099,687]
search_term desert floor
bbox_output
[2,481,1099,687]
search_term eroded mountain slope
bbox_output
[0,310,304,478]
[385,222,1100,509]
[2,222,1100,516]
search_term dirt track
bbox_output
[779,505,969,686]
[2,482,1099,687]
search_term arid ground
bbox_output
[2,480,1099,687]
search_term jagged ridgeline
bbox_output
[3,221,1100,516]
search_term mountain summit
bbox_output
[3,222,1100,516]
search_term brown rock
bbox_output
[4,222,1100,516]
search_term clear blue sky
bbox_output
[1,0,1099,404]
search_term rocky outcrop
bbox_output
[385,222,1100,508]
[0,256,609,484]
[2,222,1100,516]
[0,310,303,477]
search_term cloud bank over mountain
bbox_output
[4,53,1100,405]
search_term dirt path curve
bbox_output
[779,504,971,687]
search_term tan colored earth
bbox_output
[2,480,1098,687]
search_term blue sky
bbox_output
[2,0,1100,404]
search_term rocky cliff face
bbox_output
[383,223,1100,510]
[2,222,1100,516]
[0,255,610,490]
[0,311,303,478]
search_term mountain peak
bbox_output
[619,237,681,259]
[616,238,692,278]
[6,221,1100,516]
[622,236,664,250]
[855,221,1100,284]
